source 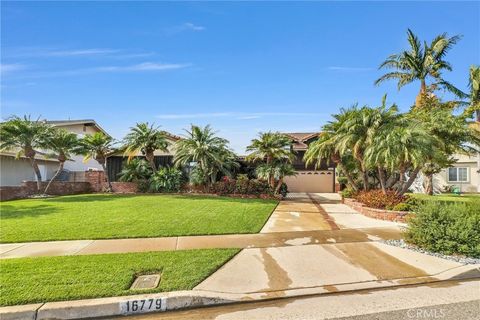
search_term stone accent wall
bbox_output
[85,170,105,192]
[342,197,409,223]
[0,186,29,201]
[111,182,138,193]
[0,181,91,201]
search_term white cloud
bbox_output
[44,48,119,57]
[156,112,329,120]
[93,62,190,72]
[164,22,206,35]
[0,63,26,74]
[327,66,373,72]
[183,22,205,31]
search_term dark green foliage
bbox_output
[210,176,273,196]
[278,182,288,198]
[341,188,356,198]
[149,167,184,192]
[118,158,152,182]
[405,200,480,257]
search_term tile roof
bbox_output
[283,132,319,150]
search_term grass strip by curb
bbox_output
[0,248,239,306]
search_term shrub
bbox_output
[248,179,272,195]
[212,176,236,195]
[405,200,480,257]
[341,188,356,198]
[355,190,406,209]
[278,182,288,198]
[235,174,250,194]
[149,167,184,193]
[392,202,411,212]
[118,159,152,182]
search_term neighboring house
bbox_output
[282,132,338,193]
[436,153,480,193]
[45,119,109,172]
[106,132,181,182]
[0,119,109,187]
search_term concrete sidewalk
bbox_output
[0,227,403,259]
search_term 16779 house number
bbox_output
[120,298,166,314]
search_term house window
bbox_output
[448,167,469,182]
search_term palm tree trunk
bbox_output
[377,166,387,194]
[415,79,427,108]
[28,157,42,193]
[398,167,421,196]
[425,173,434,195]
[44,161,64,194]
[338,165,358,192]
[101,163,113,192]
[146,152,157,172]
[274,178,283,194]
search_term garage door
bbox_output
[284,170,334,193]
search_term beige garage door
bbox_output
[284,170,334,193]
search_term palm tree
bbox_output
[462,65,480,122]
[43,129,80,194]
[332,96,399,190]
[117,158,152,182]
[246,132,293,188]
[304,113,359,191]
[0,116,53,192]
[255,161,296,194]
[364,117,438,195]
[78,132,115,191]
[375,29,463,107]
[174,125,237,186]
[122,122,169,171]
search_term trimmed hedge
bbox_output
[405,200,480,258]
[355,190,406,210]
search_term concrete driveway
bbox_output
[195,193,476,296]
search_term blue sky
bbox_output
[1,1,479,153]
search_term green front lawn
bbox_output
[0,249,238,306]
[410,193,480,202]
[0,194,278,243]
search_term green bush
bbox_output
[392,202,411,212]
[355,190,406,209]
[118,159,152,182]
[341,188,356,198]
[235,174,250,194]
[149,167,184,193]
[278,182,288,198]
[405,200,480,258]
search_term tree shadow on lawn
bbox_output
[43,194,138,203]
[0,204,61,219]
[166,194,278,205]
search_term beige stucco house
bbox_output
[0,119,109,186]
[436,153,480,193]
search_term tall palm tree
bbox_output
[78,132,115,191]
[246,132,293,188]
[43,129,81,194]
[364,117,438,195]
[375,29,463,107]
[304,113,359,192]
[0,116,53,192]
[463,65,480,122]
[174,125,237,186]
[332,96,399,190]
[122,122,169,171]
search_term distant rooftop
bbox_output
[44,119,110,137]
[283,132,319,150]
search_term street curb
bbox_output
[1,265,479,320]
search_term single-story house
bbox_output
[282,132,338,193]
[436,153,480,193]
[106,132,181,182]
[0,119,109,186]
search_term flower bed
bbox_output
[342,197,409,223]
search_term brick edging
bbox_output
[342,198,410,223]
